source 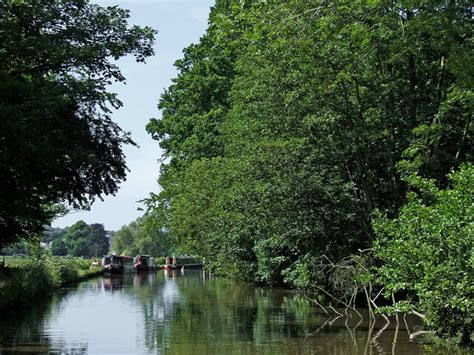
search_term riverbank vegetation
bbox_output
[374,164,473,344]
[0,255,101,313]
[145,0,473,345]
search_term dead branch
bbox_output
[411,310,426,320]
[364,285,375,319]
[313,285,363,318]
[304,291,329,315]
[409,330,432,342]
[329,305,343,316]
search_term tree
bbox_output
[145,0,262,277]
[51,238,68,256]
[146,0,472,285]
[111,217,170,256]
[0,0,156,247]
[63,221,109,257]
[42,226,67,244]
[111,222,140,256]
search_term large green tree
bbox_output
[63,220,109,257]
[0,0,156,247]
[147,0,472,282]
[146,0,262,276]
[111,216,170,257]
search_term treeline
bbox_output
[146,0,472,344]
[2,222,111,258]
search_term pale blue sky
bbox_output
[53,0,215,231]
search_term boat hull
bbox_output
[103,266,124,274]
[163,263,203,270]
[135,265,156,272]
[134,255,156,272]
[102,255,134,274]
[163,264,178,270]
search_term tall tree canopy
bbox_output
[0,0,156,246]
[145,0,472,309]
[147,0,472,284]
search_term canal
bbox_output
[0,270,466,354]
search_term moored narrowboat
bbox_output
[102,255,134,274]
[163,256,203,270]
[134,255,156,271]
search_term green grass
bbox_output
[78,266,102,279]
[4,255,31,267]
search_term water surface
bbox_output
[0,270,466,354]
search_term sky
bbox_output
[53,0,215,231]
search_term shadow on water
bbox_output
[0,271,469,354]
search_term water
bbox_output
[0,270,466,354]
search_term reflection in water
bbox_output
[0,271,468,354]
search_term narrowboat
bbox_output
[102,255,134,274]
[163,256,203,270]
[134,255,156,271]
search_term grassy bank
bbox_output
[0,256,102,313]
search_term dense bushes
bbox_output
[374,164,474,344]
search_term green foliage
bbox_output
[1,242,29,256]
[373,164,474,343]
[147,0,472,286]
[0,256,100,312]
[146,1,251,162]
[0,0,156,247]
[111,216,171,257]
[154,256,166,265]
[145,0,473,344]
[61,221,109,257]
[42,226,69,256]
[51,238,68,256]
[42,226,68,244]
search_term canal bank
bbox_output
[0,256,102,314]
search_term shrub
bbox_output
[373,164,473,345]
[154,256,166,265]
